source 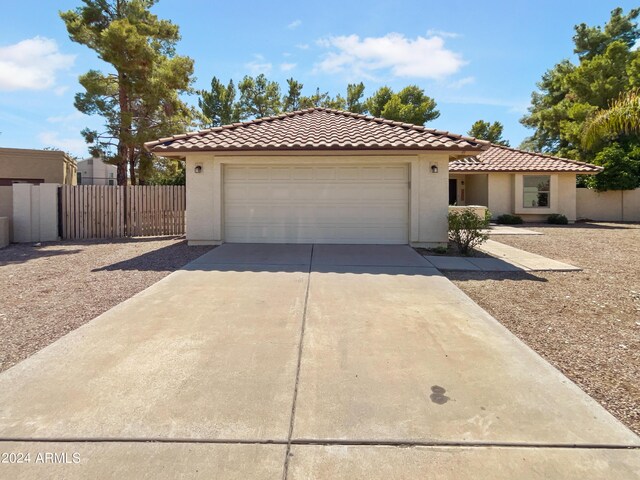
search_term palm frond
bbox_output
[582,89,640,150]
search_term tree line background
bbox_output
[61,1,640,191]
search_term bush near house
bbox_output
[547,213,569,225]
[448,208,491,255]
[496,214,523,225]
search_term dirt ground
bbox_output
[0,237,211,372]
[447,223,640,435]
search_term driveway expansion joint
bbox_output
[1,438,638,450]
[282,244,314,480]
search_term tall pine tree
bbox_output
[61,0,195,185]
[521,7,640,190]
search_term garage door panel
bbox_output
[224,164,409,244]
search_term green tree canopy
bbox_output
[197,77,438,128]
[199,77,240,127]
[238,74,282,119]
[468,120,510,146]
[61,0,195,185]
[365,85,439,125]
[282,78,304,111]
[520,7,640,190]
[346,82,366,114]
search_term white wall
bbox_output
[577,188,640,221]
[184,151,450,246]
[77,157,117,185]
[12,183,59,242]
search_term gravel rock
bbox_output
[447,222,640,435]
[0,237,211,372]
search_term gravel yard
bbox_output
[447,223,640,435]
[0,237,211,373]
[2,227,639,436]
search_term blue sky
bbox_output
[0,0,637,157]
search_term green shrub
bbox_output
[496,213,523,225]
[547,213,568,225]
[448,208,491,255]
[431,245,448,254]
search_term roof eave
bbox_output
[148,145,488,155]
[448,168,602,174]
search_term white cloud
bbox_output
[296,43,310,50]
[245,54,272,74]
[426,29,461,39]
[447,76,475,89]
[38,131,87,156]
[315,33,465,79]
[443,95,529,114]
[0,37,75,91]
[288,19,302,29]
[46,111,85,124]
[53,85,69,96]
[280,62,297,72]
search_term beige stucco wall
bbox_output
[465,174,488,207]
[557,173,577,221]
[577,188,640,221]
[184,150,450,246]
[480,172,577,222]
[12,183,59,243]
[487,173,514,218]
[0,186,12,240]
[0,217,8,248]
[0,148,77,185]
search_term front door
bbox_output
[449,179,457,205]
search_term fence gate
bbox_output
[59,185,186,240]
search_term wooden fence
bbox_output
[59,185,186,239]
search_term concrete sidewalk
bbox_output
[485,225,543,235]
[477,239,581,271]
[0,244,637,479]
[424,239,581,272]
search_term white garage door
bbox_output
[224,164,409,244]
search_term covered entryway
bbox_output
[223,164,409,244]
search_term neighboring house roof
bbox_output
[449,145,602,173]
[145,108,489,153]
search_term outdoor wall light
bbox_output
[194,164,203,174]
[431,164,439,174]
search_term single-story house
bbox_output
[0,147,77,186]
[145,108,601,246]
[449,145,602,222]
[0,147,77,242]
[146,108,488,246]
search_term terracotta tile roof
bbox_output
[449,145,602,173]
[145,108,489,153]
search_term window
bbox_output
[77,172,82,184]
[523,175,550,208]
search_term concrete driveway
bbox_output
[0,244,638,479]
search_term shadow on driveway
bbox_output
[445,270,549,282]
